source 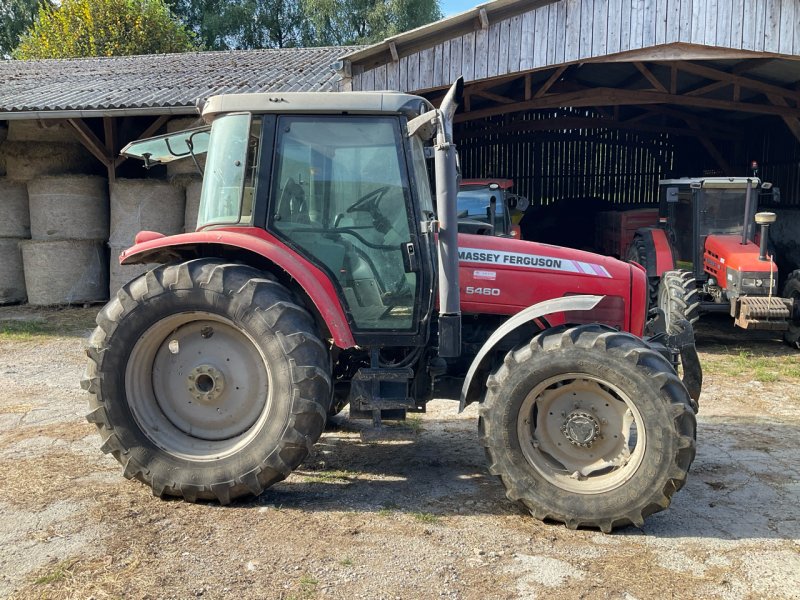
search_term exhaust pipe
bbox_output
[754,212,777,261]
[435,78,464,358]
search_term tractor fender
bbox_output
[118,229,356,349]
[458,295,603,412]
[632,227,675,278]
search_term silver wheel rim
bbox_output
[659,283,672,331]
[126,312,271,461]
[517,373,647,494]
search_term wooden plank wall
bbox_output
[456,110,675,207]
[350,0,800,92]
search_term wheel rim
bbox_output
[126,312,271,461]
[658,283,672,331]
[517,373,647,494]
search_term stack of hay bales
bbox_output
[0,120,95,180]
[0,180,30,304]
[109,179,185,295]
[22,176,109,305]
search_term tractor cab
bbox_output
[456,179,528,238]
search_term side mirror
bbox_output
[666,187,679,203]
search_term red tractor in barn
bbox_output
[83,81,699,532]
[627,177,800,348]
[456,178,527,238]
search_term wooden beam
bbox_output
[524,73,532,101]
[534,65,567,98]
[474,90,517,104]
[67,119,111,166]
[659,60,800,103]
[634,62,667,93]
[389,42,399,62]
[767,94,800,143]
[479,8,489,30]
[113,115,170,168]
[670,65,677,94]
[103,117,117,182]
[731,58,777,75]
[455,86,800,123]
[685,80,730,97]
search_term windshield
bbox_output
[457,188,508,233]
[197,114,261,228]
[700,189,748,235]
[121,127,210,165]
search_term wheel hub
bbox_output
[561,411,600,447]
[187,365,225,403]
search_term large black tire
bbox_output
[479,324,696,533]
[82,259,330,503]
[658,270,700,334]
[783,270,800,349]
[626,235,659,309]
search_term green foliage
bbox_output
[0,0,53,57]
[165,0,309,50]
[13,0,197,59]
[303,0,442,45]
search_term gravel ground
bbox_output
[0,307,798,600]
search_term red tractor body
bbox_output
[85,82,700,533]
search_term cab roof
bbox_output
[659,177,761,188]
[201,91,433,121]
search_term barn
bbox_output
[1,0,799,305]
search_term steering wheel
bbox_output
[346,186,391,214]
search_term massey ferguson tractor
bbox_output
[626,177,800,348]
[83,80,700,532]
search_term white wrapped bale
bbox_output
[0,239,27,304]
[1,141,96,181]
[7,120,77,143]
[185,179,203,232]
[108,244,158,296]
[0,179,31,238]
[166,117,207,177]
[27,175,109,241]
[21,240,108,305]
[109,179,185,247]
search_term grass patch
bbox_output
[34,559,76,585]
[702,348,800,382]
[339,557,353,566]
[404,415,424,433]
[411,511,439,524]
[0,307,97,340]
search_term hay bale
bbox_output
[0,179,31,238]
[1,141,96,181]
[166,117,207,177]
[7,120,77,143]
[28,175,109,241]
[110,179,185,246]
[0,239,27,304]
[108,244,157,296]
[21,240,108,305]
[185,179,203,232]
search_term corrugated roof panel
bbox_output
[0,47,358,116]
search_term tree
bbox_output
[302,0,442,46]
[164,0,309,50]
[13,0,197,59]
[0,0,54,58]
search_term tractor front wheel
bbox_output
[82,259,330,503]
[480,324,696,532]
[783,270,800,349]
[658,270,700,334]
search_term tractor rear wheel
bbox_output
[479,324,696,532]
[625,235,658,308]
[82,259,330,503]
[658,270,700,334]
[783,270,800,349]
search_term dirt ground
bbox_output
[0,307,798,600]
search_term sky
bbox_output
[441,0,480,17]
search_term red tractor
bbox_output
[627,177,799,347]
[83,81,699,532]
[456,179,527,238]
